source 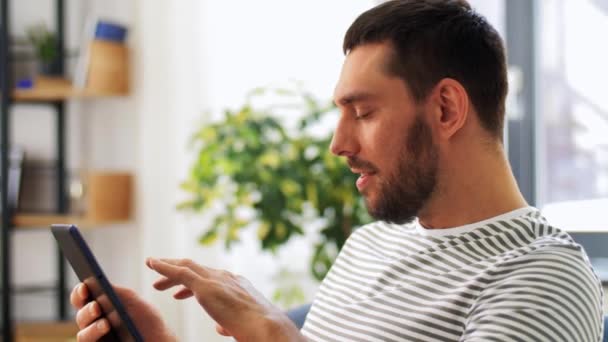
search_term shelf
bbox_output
[12,76,128,102]
[5,284,57,295]
[12,213,131,229]
[15,321,78,342]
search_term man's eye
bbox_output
[356,111,372,119]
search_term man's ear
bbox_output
[427,78,469,141]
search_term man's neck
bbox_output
[418,147,528,229]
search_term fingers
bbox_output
[146,258,201,290]
[70,283,89,309]
[147,258,239,300]
[152,276,181,291]
[215,324,231,337]
[71,283,108,342]
[151,258,210,276]
[173,287,194,300]
[113,286,138,301]
[151,259,223,292]
[76,318,110,342]
[75,301,102,329]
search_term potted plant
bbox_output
[26,24,61,76]
[179,86,371,282]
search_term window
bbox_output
[537,0,608,205]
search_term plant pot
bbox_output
[38,58,62,76]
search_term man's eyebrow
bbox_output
[333,92,375,106]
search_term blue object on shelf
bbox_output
[16,78,34,89]
[95,21,128,42]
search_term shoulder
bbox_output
[492,221,602,301]
[474,231,604,341]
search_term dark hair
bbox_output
[344,0,508,138]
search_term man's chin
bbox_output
[362,194,376,211]
[364,198,418,224]
[363,197,384,220]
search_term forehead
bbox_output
[333,42,405,105]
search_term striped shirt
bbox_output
[302,207,604,341]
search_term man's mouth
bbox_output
[347,158,378,191]
[352,170,377,191]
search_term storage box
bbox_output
[85,40,129,94]
[85,171,132,222]
[15,321,78,342]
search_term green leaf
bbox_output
[199,229,219,245]
[257,222,271,240]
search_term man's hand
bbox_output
[70,283,177,342]
[146,258,305,342]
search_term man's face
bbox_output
[331,42,438,224]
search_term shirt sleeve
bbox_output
[460,245,604,342]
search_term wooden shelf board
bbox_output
[16,321,78,342]
[12,76,127,102]
[12,213,131,229]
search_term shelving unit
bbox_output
[1,0,11,338]
[15,321,78,342]
[1,1,69,340]
[1,0,129,340]
[12,213,131,229]
[12,76,126,101]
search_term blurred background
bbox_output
[1,0,606,341]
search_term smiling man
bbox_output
[70,1,604,341]
[301,1,604,340]
[332,42,439,225]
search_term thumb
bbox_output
[113,286,139,300]
[215,324,232,337]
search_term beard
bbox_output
[350,113,439,224]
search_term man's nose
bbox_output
[330,115,358,157]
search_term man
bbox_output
[71,0,604,341]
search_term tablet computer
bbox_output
[51,224,144,342]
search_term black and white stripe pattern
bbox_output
[302,208,604,341]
